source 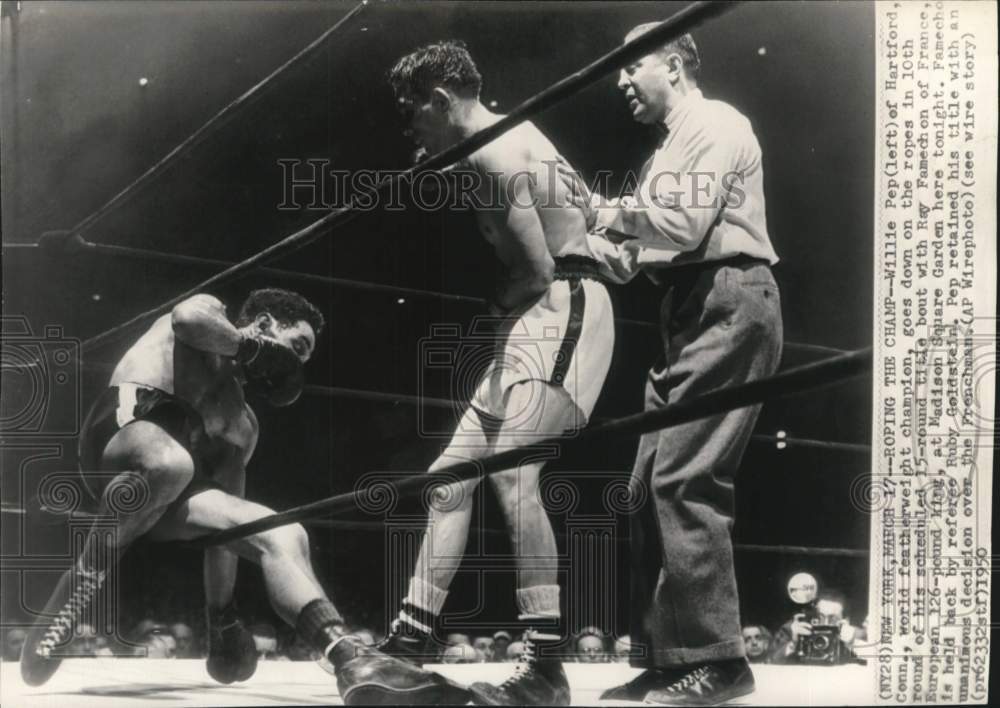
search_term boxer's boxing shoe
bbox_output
[20,566,106,686]
[206,602,258,684]
[468,631,571,706]
[643,658,755,706]
[330,636,471,705]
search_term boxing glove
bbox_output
[236,336,304,407]
[206,602,258,684]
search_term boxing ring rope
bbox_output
[33,230,847,358]
[298,383,871,454]
[65,0,370,242]
[77,0,739,355]
[71,356,869,454]
[192,346,871,548]
[0,502,867,558]
[302,521,870,558]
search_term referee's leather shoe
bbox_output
[643,658,755,706]
[599,667,690,701]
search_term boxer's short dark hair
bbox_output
[236,288,324,335]
[389,40,483,101]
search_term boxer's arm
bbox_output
[216,448,250,494]
[171,295,242,356]
[498,171,554,310]
[241,406,260,466]
[202,440,249,612]
[476,151,554,311]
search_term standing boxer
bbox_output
[379,41,615,706]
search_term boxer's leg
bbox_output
[413,409,492,597]
[82,421,197,565]
[153,490,469,704]
[380,407,492,657]
[182,455,258,683]
[487,380,576,611]
[389,384,571,651]
[195,453,247,613]
[150,490,326,625]
[21,422,196,686]
[466,380,577,707]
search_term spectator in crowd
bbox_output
[504,640,526,662]
[613,635,631,663]
[129,619,174,657]
[4,629,27,662]
[169,622,196,658]
[576,634,607,663]
[445,632,471,648]
[131,618,161,639]
[72,623,112,657]
[140,632,177,659]
[94,643,115,657]
[440,643,481,664]
[769,589,861,665]
[492,631,512,662]
[472,636,496,662]
[741,625,773,664]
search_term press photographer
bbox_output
[769,573,864,666]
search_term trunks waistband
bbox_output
[113,383,203,427]
[553,255,605,282]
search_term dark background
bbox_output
[2,0,874,642]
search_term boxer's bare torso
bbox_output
[464,119,595,308]
[110,313,257,464]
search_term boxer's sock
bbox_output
[398,577,447,636]
[516,584,560,622]
[296,598,350,664]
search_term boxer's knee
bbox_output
[426,451,482,511]
[104,456,194,516]
[491,468,541,514]
[258,522,310,559]
[102,422,195,508]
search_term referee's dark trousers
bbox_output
[628,256,783,668]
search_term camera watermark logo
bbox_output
[1,317,81,436]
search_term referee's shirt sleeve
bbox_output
[609,115,753,254]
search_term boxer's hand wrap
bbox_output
[236,336,304,407]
